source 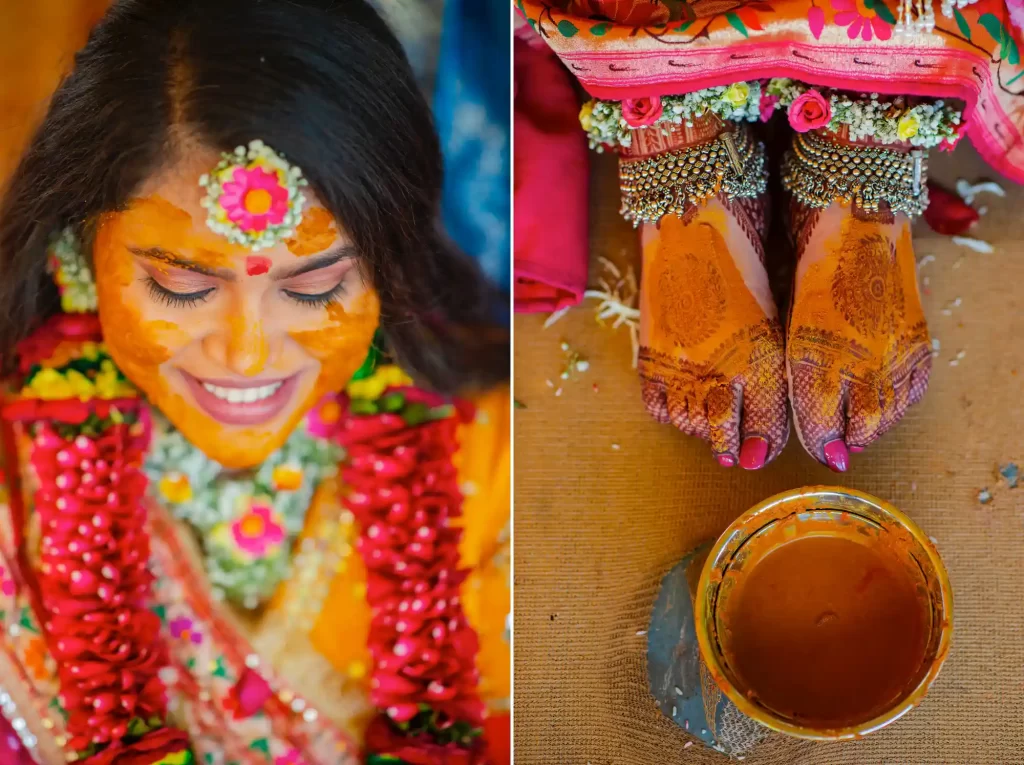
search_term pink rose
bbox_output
[788,90,832,133]
[621,97,664,128]
[759,93,779,123]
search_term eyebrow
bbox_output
[130,247,236,280]
[270,245,356,281]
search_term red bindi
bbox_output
[245,256,271,276]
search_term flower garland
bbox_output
[48,228,97,314]
[765,78,964,149]
[581,79,965,153]
[19,342,134,402]
[580,81,762,151]
[338,367,487,765]
[144,408,342,608]
[26,409,192,764]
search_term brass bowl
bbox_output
[694,486,953,740]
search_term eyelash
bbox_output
[145,277,214,308]
[283,282,346,308]
[143,278,346,309]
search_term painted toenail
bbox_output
[717,454,737,468]
[739,437,769,470]
[823,439,850,472]
[849,445,865,453]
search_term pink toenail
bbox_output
[849,445,865,453]
[717,454,736,468]
[739,437,769,470]
[824,439,849,472]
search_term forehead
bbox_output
[110,146,339,262]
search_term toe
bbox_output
[706,383,742,466]
[666,386,699,438]
[739,368,790,468]
[790,363,850,471]
[641,379,671,424]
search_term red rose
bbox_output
[621,97,664,128]
[82,727,191,765]
[788,90,832,133]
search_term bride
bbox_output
[0,1,509,763]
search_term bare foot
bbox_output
[786,199,931,471]
[635,125,788,469]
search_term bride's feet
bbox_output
[630,121,789,469]
[784,132,932,471]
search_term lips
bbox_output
[181,371,300,426]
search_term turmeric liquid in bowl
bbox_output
[719,532,930,728]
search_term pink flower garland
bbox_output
[28,409,179,757]
[338,393,487,764]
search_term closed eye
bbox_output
[144,276,215,308]
[283,282,345,308]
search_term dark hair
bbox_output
[0,0,507,393]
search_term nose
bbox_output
[202,295,279,377]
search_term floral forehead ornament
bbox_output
[199,139,308,251]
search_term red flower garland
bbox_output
[28,410,171,753]
[338,394,487,763]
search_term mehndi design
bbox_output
[785,128,932,471]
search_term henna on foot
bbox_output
[626,118,789,468]
[783,131,932,471]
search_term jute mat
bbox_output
[513,143,1024,765]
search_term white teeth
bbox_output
[201,381,282,404]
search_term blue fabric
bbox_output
[432,0,511,291]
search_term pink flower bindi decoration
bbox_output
[199,140,308,250]
[220,167,290,232]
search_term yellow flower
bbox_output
[345,364,412,401]
[26,368,73,400]
[897,113,920,140]
[724,82,750,107]
[156,751,193,765]
[159,472,193,503]
[272,464,304,492]
[579,100,595,131]
[64,369,95,398]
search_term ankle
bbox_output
[782,130,928,219]
[621,111,730,159]
[619,122,767,226]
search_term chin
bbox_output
[158,367,321,469]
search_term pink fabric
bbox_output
[513,36,589,314]
[0,715,34,765]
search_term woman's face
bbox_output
[93,149,380,468]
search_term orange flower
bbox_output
[271,464,303,492]
[24,636,50,681]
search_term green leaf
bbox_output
[379,392,406,412]
[676,20,694,33]
[527,17,537,30]
[151,603,167,623]
[1009,38,1021,66]
[248,738,270,755]
[19,607,38,633]
[865,0,896,26]
[725,12,748,37]
[590,22,610,35]
[1007,69,1024,85]
[402,402,430,427]
[349,398,380,416]
[557,19,579,37]
[366,757,404,765]
[979,13,1013,59]
[954,7,971,39]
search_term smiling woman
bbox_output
[0,1,509,764]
